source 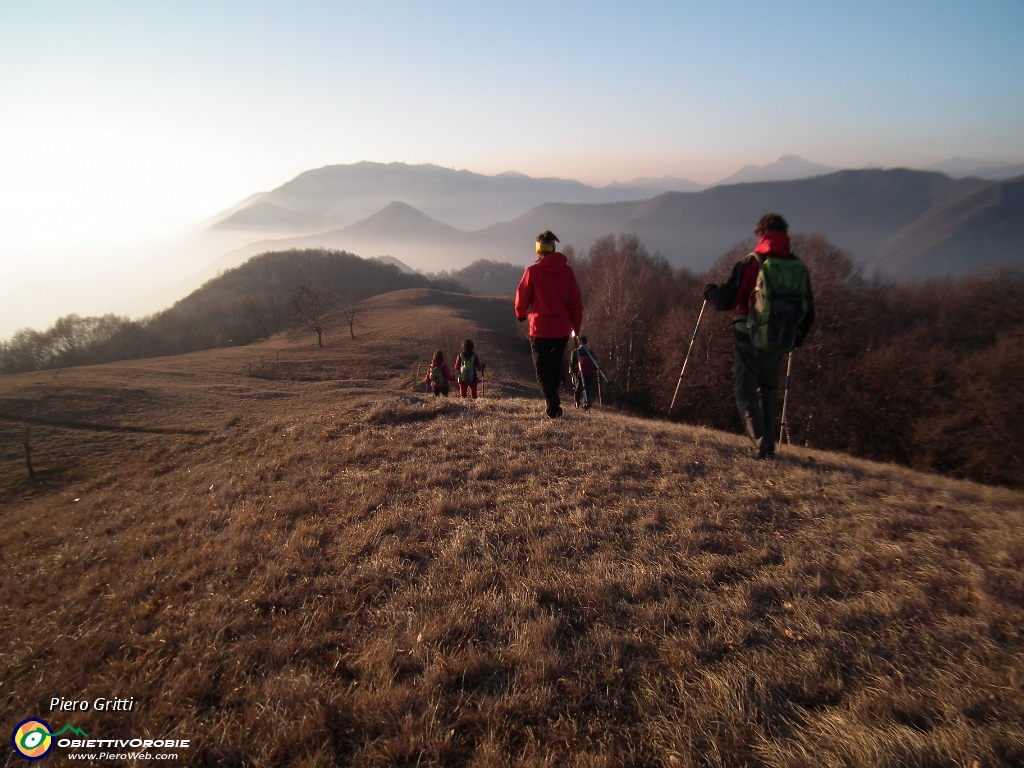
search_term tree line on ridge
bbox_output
[569,233,1024,489]
[3,240,1021,489]
[0,250,463,372]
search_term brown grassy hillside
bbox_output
[2,290,1023,767]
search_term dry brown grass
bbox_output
[1,290,1023,767]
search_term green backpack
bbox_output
[746,255,810,353]
[428,364,446,387]
[457,353,477,384]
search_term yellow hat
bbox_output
[535,230,559,254]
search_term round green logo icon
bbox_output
[12,718,54,760]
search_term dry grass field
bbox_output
[2,290,1023,767]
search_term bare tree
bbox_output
[338,287,363,339]
[289,284,335,347]
[577,234,676,403]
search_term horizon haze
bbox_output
[2,1,1023,335]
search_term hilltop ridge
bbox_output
[1,288,1023,765]
[2,286,1024,765]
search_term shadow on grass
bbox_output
[364,399,456,426]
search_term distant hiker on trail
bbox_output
[454,338,486,398]
[515,231,584,419]
[425,350,455,397]
[569,335,597,410]
[703,213,814,459]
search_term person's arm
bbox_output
[705,257,754,311]
[445,364,456,382]
[514,269,532,322]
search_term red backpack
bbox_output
[577,348,594,377]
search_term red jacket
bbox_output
[721,232,794,315]
[425,362,455,385]
[709,231,815,344]
[514,252,584,339]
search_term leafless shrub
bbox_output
[290,283,336,347]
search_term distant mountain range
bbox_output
[209,157,845,237]
[208,166,1024,280]
[5,156,1024,339]
[210,161,706,234]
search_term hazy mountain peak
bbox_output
[343,201,466,240]
[717,155,839,185]
[374,200,433,218]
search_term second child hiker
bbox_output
[703,213,815,459]
[515,230,584,419]
[424,350,455,397]
[453,339,486,398]
[569,335,597,410]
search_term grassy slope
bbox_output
[1,290,1023,768]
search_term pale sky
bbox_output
[1,0,1023,322]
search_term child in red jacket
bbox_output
[424,350,455,397]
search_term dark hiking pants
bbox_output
[530,336,569,410]
[574,372,595,407]
[733,336,783,458]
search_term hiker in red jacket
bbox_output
[703,214,815,458]
[424,350,456,397]
[514,231,584,418]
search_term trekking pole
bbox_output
[572,331,609,407]
[582,346,609,384]
[778,351,793,448]
[668,299,707,415]
[572,332,609,384]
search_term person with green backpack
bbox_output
[703,213,815,459]
[424,350,456,397]
[453,339,486,398]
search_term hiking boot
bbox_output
[583,402,591,411]
[546,405,563,419]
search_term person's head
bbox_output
[754,213,788,236]
[432,349,444,364]
[578,335,588,346]
[535,230,560,256]
[461,339,474,355]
